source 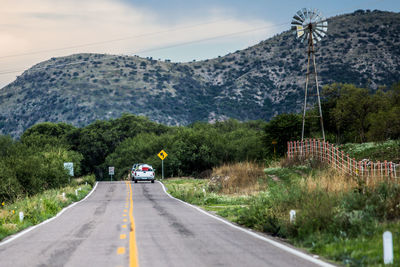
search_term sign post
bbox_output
[63,162,74,183]
[109,166,115,181]
[272,140,278,160]
[157,150,168,180]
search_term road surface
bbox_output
[0,181,334,267]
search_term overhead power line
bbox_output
[0,22,288,76]
[0,0,388,77]
[0,18,249,60]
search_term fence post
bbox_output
[385,160,388,178]
[347,154,350,175]
[354,159,358,176]
[290,141,293,159]
[318,139,321,161]
[336,147,340,172]
[313,139,316,157]
[377,161,381,178]
[304,139,310,157]
[333,145,336,170]
[332,144,335,168]
[326,143,329,163]
[293,141,296,157]
[360,161,363,178]
[341,151,344,174]
[372,162,375,177]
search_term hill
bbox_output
[0,9,399,137]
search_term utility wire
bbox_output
[0,18,238,60]
[0,0,390,77]
[0,22,288,76]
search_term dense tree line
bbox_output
[1,82,399,201]
[104,120,266,179]
[0,125,82,201]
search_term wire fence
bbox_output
[287,139,399,179]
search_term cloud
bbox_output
[0,0,277,88]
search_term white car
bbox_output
[132,164,155,183]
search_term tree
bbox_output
[264,113,303,157]
[331,84,372,143]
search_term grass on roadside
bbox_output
[208,162,266,194]
[0,175,95,241]
[163,161,400,266]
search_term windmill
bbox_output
[291,8,328,141]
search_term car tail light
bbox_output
[134,172,137,176]
[152,172,154,176]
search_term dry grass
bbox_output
[209,162,265,195]
[2,223,17,231]
[300,169,358,193]
[0,209,10,221]
[299,167,395,194]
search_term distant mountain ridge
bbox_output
[0,9,399,137]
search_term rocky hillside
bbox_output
[0,10,399,137]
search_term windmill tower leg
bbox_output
[301,42,312,143]
[301,36,326,143]
[311,43,326,141]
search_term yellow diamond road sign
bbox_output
[158,150,168,160]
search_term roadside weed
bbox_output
[0,175,94,241]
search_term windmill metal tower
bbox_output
[291,8,328,141]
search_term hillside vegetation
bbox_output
[0,10,399,137]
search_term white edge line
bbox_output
[0,182,99,247]
[157,181,336,267]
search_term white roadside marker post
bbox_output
[19,211,24,222]
[290,210,296,224]
[75,189,78,196]
[383,231,393,264]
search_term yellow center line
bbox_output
[120,234,126,239]
[117,247,125,255]
[122,225,127,228]
[126,181,139,267]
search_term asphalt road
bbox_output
[0,181,334,267]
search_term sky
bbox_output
[0,0,399,88]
